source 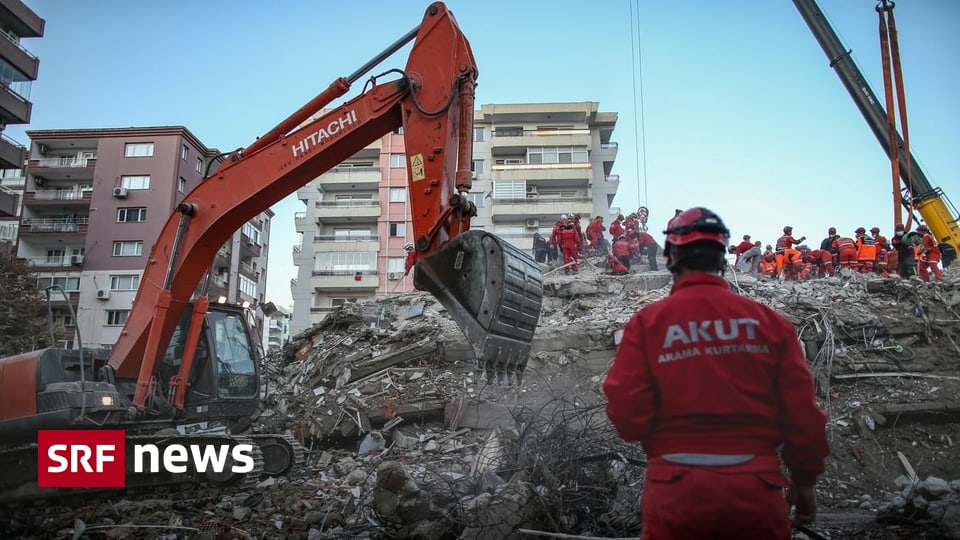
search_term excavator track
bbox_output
[415,230,544,384]
[248,432,306,477]
[0,433,264,509]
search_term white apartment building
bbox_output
[290,102,618,335]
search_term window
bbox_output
[178,177,186,193]
[37,275,81,292]
[331,297,359,307]
[389,222,406,237]
[106,310,130,326]
[181,144,189,161]
[465,192,484,208]
[492,180,526,199]
[527,146,588,164]
[389,154,405,168]
[315,252,377,271]
[117,207,147,222]
[471,160,484,175]
[333,229,370,241]
[52,313,73,327]
[474,127,484,142]
[209,309,257,399]
[387,257,405,273]
[196,157,203,174]
[495,127,523,137]
[239,275,257,297]
[45,248,65,265]
[124,143,154,157]
[110,274,140,290]
[388,188,406,202]
[495,158,525,165]
[242,222,261,244]
[113,241,143,256]
[120,175,150,190]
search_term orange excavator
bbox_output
[0,2,542,501]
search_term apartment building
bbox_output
[0,0,43,245]
[264,305,291,353]
[19,127,271,349]
[290,102,618,334]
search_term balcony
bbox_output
[0,1,46,37]
[0,33,39,80]
[24,255,85,269]
[19,217,89,237]
[24,190,92,210]
[240,233,262,257]
[312,234,379,252]
[315,200,380,223]
[0,188,17,216]
[0,133,26,169]
[294,211,308,233]
[310,269,380,290]
[491,163,591,184]
[0,83,31,125]
[491,129,591,156]
[317,166,381,192]
[27,157,96,181]
[239,261,260,280]
[489,196,594,222]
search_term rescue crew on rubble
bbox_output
[612,235,632,271]
[532,232,550,263]
[635,230,660,270]
[916,224,945,282]
[604,207,829,539]
[775,226,806,278]
[854,227,879,274]
[609,214,625,240]
[803,248,837,278]
[585,216,606,255]
[403,242,416,276]
[736,240,763,275]
[558,220,582,274]
[831,234,858,270]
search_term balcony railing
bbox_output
[311,269,378,276]
[491,196,592,204]
[1,132,26,149]
[1,32,38,60]
[21,217,89,232]
[24,256,81,267]
[493,129,590,137]
[605,174,620,182]
[294,212,306,221]
[316,200,378,208]
[600,142,618,149]
[292,245,302,253]
[31,190,91,201]
[32,157,92,168]
[313,234,378,242]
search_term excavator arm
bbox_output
[107,2,543,409]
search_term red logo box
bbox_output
[37,430,126,488]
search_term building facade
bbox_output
[0,0,43,248]
[290,102,618,335]
[19,127,271,349]
[264,305,291,353]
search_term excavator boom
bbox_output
[107,2,542,400]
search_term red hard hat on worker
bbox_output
[663,207,730,255]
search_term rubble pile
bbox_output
[3,258,959,539]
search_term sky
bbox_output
[11,0,960,309]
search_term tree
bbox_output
[0,251,50,357]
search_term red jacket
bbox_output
[735,240,754,256]
[612,238,632,257]
[604,274,829,486]
[609,220,624,239]
[558,226,581,249]
[585,219,604,242]
[404,250,416,274]
[832,237,856,252]
[805,249,832,265]
[775,234,800,251]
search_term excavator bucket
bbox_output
[414,230,543,384]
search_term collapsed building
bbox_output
[4,261,960,539]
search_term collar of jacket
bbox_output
[670,273,728,294]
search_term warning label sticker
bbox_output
[410,154,425,182]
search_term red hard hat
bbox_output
[664,207,730,249]
[870,226,880,233]
[855,227,866,234]
[783,226,793,234]
[828,227,836,235]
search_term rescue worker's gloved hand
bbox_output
[787,485,817,526]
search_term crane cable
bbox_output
[628,0,648,210]
[876,0,916,231]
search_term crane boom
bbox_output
[793,0,959,250]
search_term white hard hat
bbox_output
[403,242,414,250]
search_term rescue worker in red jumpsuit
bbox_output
[871,227,890,276]
[804,249,836,278]
[558,221,582,274]
[403,242,416,276]
[775,226,806,278]
[607,255,629,275]
[891,223,916,279]
[636,230,659,271]
[612,235,632,271]
[610,214,625,240]
[604,207,829,539]
[917,224,944,282]
[831,236,858,270]
[585,216,606,254]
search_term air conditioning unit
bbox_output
[38,144,48,154]
[526,185,537,194]
[388,272,401,280]
[71,254,84,265]
[96,289,110,300]
[112,187,128,198]
[34,177,44,186]
[525,218,539,229]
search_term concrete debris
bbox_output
[3,256,959,539]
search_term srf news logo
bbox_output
[37,430,255,488]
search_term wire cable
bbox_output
[628,0,649,209]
